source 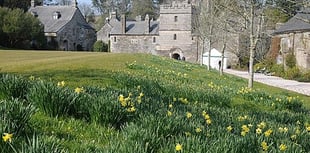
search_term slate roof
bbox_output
[29,5,91,33]
[109,19,159,35]
[274,11,310,35]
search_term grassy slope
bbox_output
[1,50,309,108]
[1,50,310,152]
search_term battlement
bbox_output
[160,1,192,14]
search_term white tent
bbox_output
[203,48,228,70]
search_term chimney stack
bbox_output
[31,0,35,7]
[121,14,126,34]
[145,14,150,34]
[72,0,77,8]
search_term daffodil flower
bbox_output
[2,133,13,143]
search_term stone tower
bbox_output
[157,0,198,62]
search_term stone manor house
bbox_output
[97,0,200,62]
[29,0,96,51]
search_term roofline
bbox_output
[273,29,310,35]
[110,34,159,36]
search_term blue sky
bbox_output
[78,0,92,5]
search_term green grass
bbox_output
[1,50,310,152]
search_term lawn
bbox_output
[1,50,310,152]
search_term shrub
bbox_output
[93,40,108,52]
[285,52,296,69]
[284,67,300,80]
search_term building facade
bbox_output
[273,9,310,71]
[29,0,96,51]
[97,0,200,62]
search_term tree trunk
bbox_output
[248,3,255,88]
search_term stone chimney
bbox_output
[110,11,117,19]
[31,0,35,7]
[145,14,150,34]
[72,0,77,8]
[121,14,126,34]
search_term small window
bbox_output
[114,37,116,42]
[174,16,178,22]
[153,37,156,43]
[173,34,177,40]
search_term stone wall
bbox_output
[56,10,96,51]
[110,35,158,54]
[278,32,310,71]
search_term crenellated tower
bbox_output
[156,0,198,62]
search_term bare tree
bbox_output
[79,3,93,19]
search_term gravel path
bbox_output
[224,69,310,96]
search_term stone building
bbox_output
[29,0,96,51]
[97,0,200,62]
[273,9,310,71]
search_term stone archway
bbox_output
[170,48,184,60]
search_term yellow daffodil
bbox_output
[204,114,210,120]
[127,107,136,113]
[169,104,173,108]
[185,132,191,137]
[279,127,288,133]
[206,119,212,125]
[29,75,35,80]
[167,111,172,116]
[264,129,272,137]
[306,126,310,132]
[226,126,233,132]
[290,134,297,140]
[74,87,84,94]
[2,133,13,143]
[242,125,250,133]
[186,112,192,118]
[57,81,65,87]
[261,141,268,151]
[175,143,182,151]
[195,127,202,133]
[257,122,266,129]
[241,131,247,136]
[139,92,144,97]
[279,144,287,151]
[256,128,262,134]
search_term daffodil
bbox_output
[74,87,84,94]
[226,126,233,132]
[290,134,297,140]
[261,141,268,151]
[241,131,247,136]
[264,129,272,137]
[167,111,172,116]
[2,133,13,143]
[175,143,182,151]
[186,112,192,118]
[242,125,250,133]
[206,119,212,125]
[195,127,202,133]
[29,75,35,80]
[306,126,310,132]
[256,128,262,134]
[279,144,287,151]
[169,104,173,108]
[127,106,136,112]
[257,122,266,129]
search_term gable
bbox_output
[29,6,77,33]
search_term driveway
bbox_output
[224,69,310,96]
